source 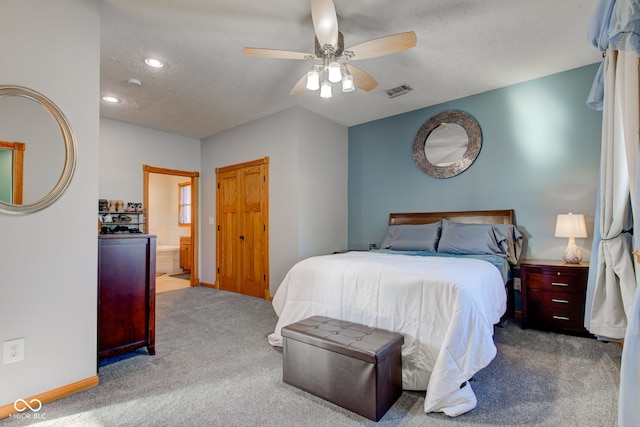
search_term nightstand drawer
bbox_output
[523,270,587,294]
[527,289,586,332]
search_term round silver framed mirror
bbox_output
[412,110,481,179]
[0,85,77,215]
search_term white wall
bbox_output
[149,173,190,246]
[0,0,100,406]
[200,107,348,293]
[99,118,201,204]
[296,109,348,258]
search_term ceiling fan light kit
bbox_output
[306,60,356,97]
[242,0,417,99]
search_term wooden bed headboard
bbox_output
[389,209,515,226]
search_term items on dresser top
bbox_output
[98,199,146,234]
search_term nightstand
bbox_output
[520,259,591,336]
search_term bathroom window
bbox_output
[178,182,191,226]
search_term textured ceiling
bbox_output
[100,0,602,140]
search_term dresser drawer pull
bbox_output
[552,299,569,304]
[551,282,569,287]
[553,316,570,321]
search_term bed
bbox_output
[268,210,522,417]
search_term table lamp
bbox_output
[555,213,587,264]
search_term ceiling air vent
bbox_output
[386,84,413,99]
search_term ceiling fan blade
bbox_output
[311,0,339,49]
[242,47,314,60]
[290,74,308,95]
[346,31,417,60]
[346,64,378,92]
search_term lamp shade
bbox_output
[320,80,332,98]
[555,213,587,238]
[327,61,342,83]
[306,70,320,91]
[342,73,355,92]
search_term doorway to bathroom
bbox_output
[143,165,200,289]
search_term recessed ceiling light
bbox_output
[102,95,121,103]
[145,58,163,68]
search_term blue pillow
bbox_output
[381,221,442,252]
[437,219,502,256]
[437,219,523,265]
[492,224,524,264]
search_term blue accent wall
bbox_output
[348,64,602,260]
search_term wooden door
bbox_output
[216,157,269,298]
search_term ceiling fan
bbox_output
[242,0,417,98]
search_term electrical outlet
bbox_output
[3,338,25,364]
[513,278,521,292]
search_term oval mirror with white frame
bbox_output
[412,110,482,179]
[0,85,77,215]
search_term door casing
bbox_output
[143,164,200,287]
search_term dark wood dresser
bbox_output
[520,259,591,336]
[98,234,156,359]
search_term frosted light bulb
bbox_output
[342,74,355,92]
[320,80,332,98]
[306,70,320,91]
[328,61,342,83]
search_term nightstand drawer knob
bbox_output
[553,316,570,321]
[552,299,569,304]
[552,282,569,287]
[557,272,562,276]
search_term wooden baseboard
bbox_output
[0,375,98,420]
[200,282,216,289]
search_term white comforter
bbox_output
[268,251,506,416]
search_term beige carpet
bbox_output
[26,287,622,427]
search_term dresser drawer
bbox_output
[527,289,586,332]
[522,266,587,294]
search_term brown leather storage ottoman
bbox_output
[281,316,404,421]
